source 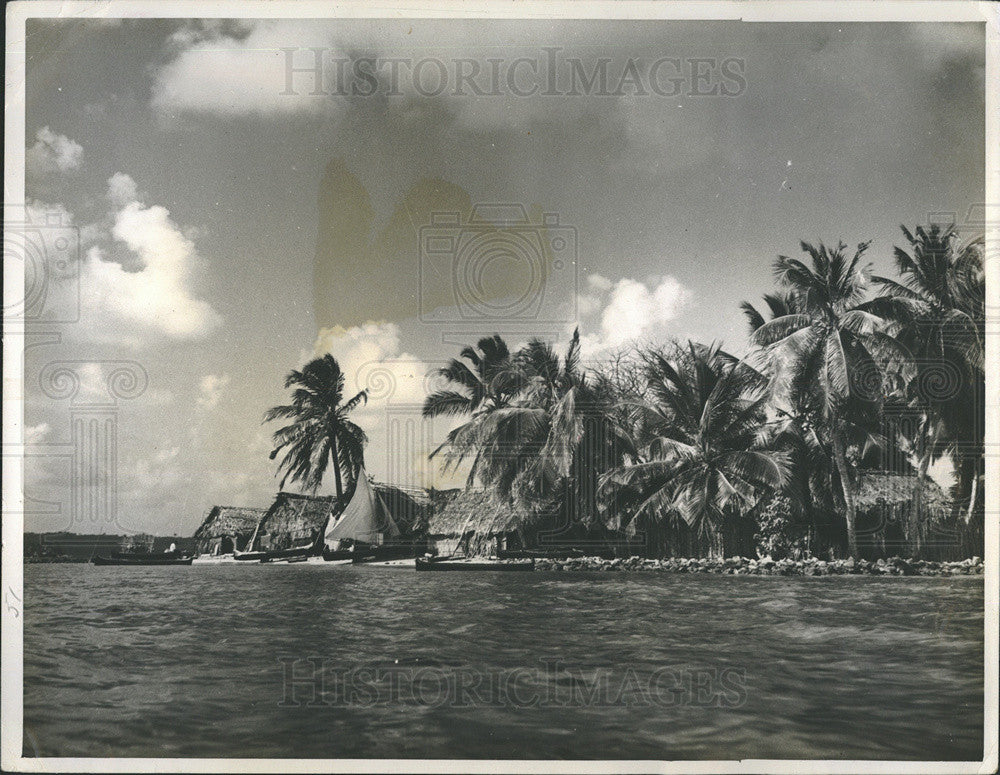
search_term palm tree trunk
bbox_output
[964,456,980,525]
[330,434,343,500]
[832,430,858,558]
[910,420,938,558]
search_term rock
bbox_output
[891,557,917,576]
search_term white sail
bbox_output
[324,469,400,546]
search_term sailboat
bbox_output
[321,469,410,563]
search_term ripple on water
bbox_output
[22,565,983,760]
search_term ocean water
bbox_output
[23,564,984,760]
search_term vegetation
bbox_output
[264,354,368,498]
[419,223,985,560]
[258,221,984,561]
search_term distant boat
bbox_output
[415,557,534,572]
[92,553,193,566]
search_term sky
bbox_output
[19,18,985,536]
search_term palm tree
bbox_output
[739,291,803,334]
[750,240,905,557]
[604,342,790,557]
[432,330,634,535]
[422,334,518,487]
[422,334,515,418]
[871,224,985,538]
[264,354,368,499]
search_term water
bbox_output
[23,565,983,760]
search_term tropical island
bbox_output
[163,224,986,574]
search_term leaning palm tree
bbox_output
[870,225,985,535]
[423,334,519,487]
[604,342,790,556]
[489,330,633,521]
[750,240,905,557]
[264,354,368,499]
[422,333,515,418]
[433,330,634,535]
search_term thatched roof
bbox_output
[427,489,524,536]
[372,483,433,534]
[256,492,338,549]
[255,483,433,550]
[855,471,951,514]
[193,506,267,540]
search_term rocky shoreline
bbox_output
[534,555,984,576]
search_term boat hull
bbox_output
[415,558,534,572]
[351,546,417,564]
[497,548,617,560]
[233,550,268,562]
[92,555,193,566]
[322,548,355,561]
[254,545,318,563]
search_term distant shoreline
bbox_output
[24,554,985,575]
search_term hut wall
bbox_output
[428,535,464,555]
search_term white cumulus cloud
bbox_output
[81,173,222,340]
[577,273,691,357]
[311,321,446,486]
[312,321,428,406]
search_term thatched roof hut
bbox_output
[854,470,953,559]
[425,489,526,554]
[253,482,434,551]
[193,506,267,554]
[427,489,522,535]
[254,492,339,551]
[373,483,433,535]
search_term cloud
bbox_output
[311,321,448,486]
[107,172,139,207]
[312,321,428,406]
[577,273,692,357]
[26,127,83,178]
[197,374,231,410]
[80,174,222,340]
[133,446,184,492]
[151,21,341,116]
[27,172,222,344]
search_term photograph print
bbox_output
[2,1,996,772]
